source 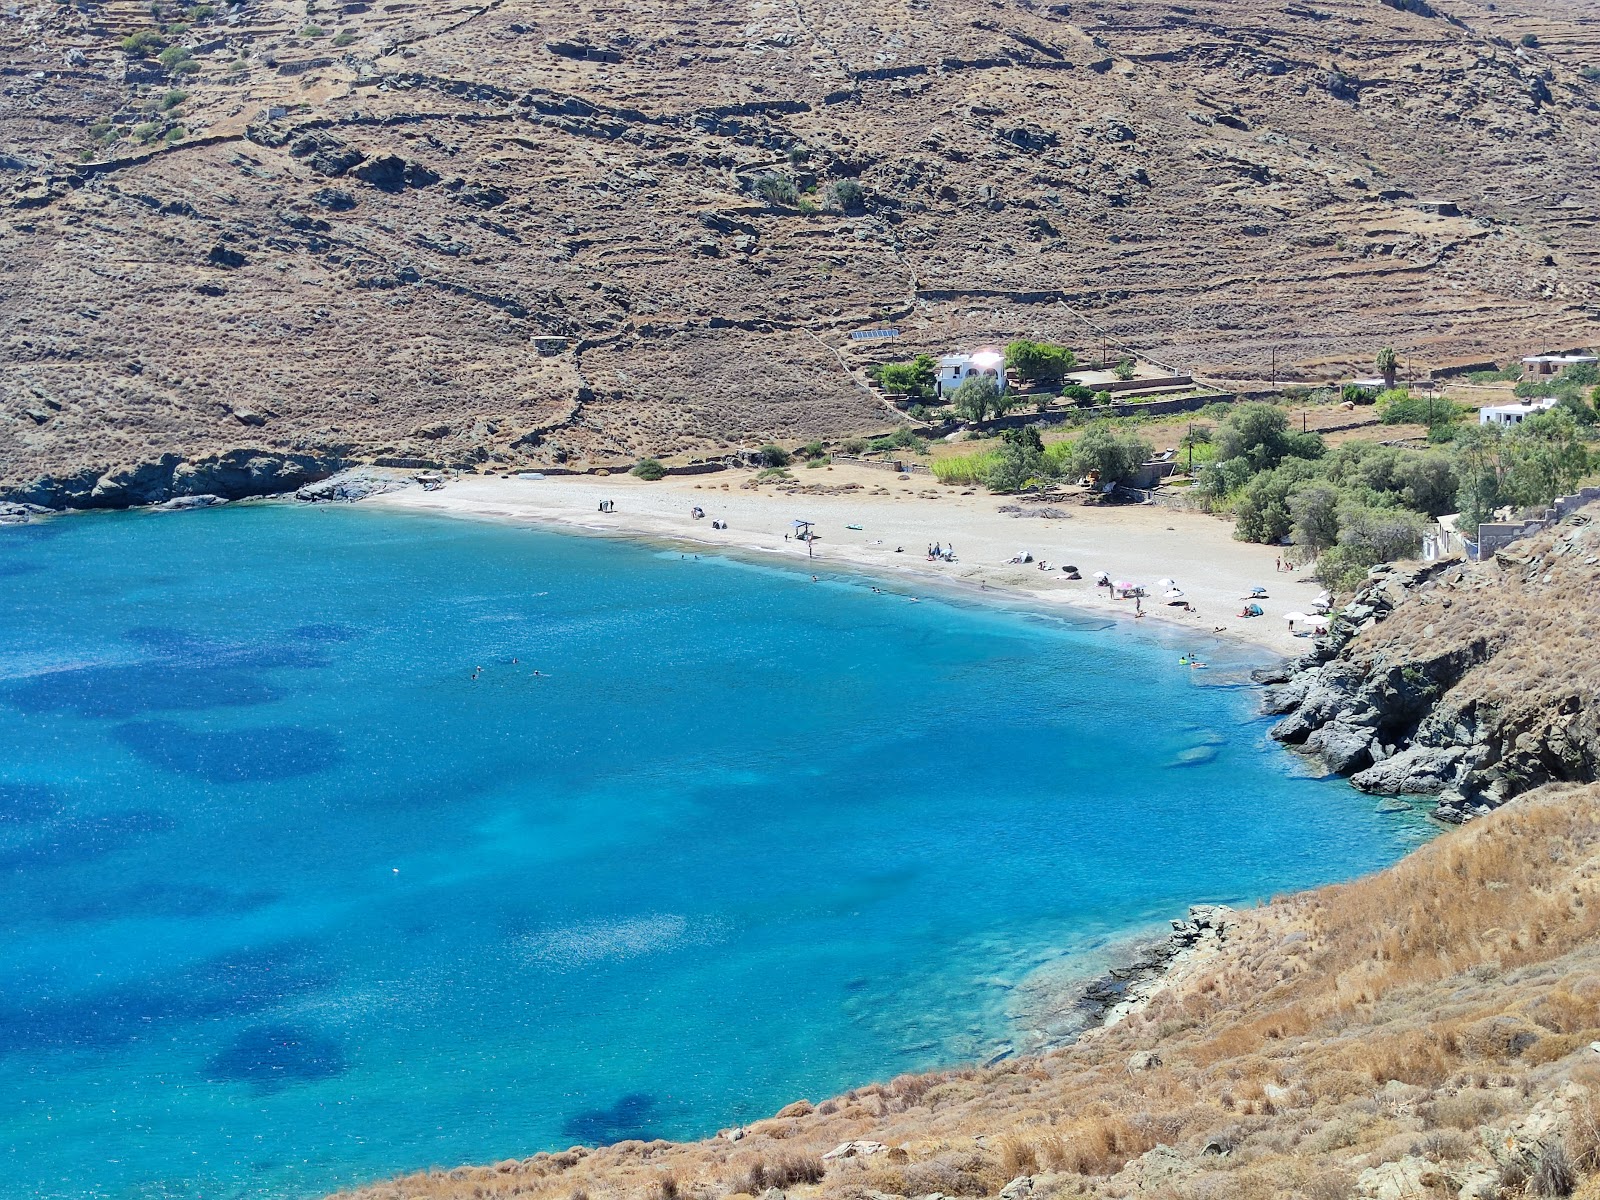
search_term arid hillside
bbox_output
[4,0,1600,498]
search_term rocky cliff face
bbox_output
[1263,504,1600,821]
[4,0,1600,501]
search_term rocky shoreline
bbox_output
[0,464,420,524]
[1076,904,1235,1034]
[1255,508,1599,823]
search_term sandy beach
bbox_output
[363,463,1323,656]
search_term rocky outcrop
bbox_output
[1081,904,1235,1028]
[7,450,344,510]
[1263,510,1600,822]
[295,468,417,503]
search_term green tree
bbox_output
[952,376,1001,423]
[1067,422,1152,486]
[757,444,793,468]
[876,354,937,400]
[1233,458,1322,543]
[1113,355,1136,382]
[1004,340,1077,385]
[984,427,1048,492]
[1290,482,1342,557]
[1376,346,1399,390]
[1502,409,1592,506]
[1396,452,1459,517]
[1215,403,1324,471]
[1451,424,1505,527]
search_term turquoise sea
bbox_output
[0,504,1429,1199]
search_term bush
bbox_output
[1377,390,1464,427]
[164,125,187,143]
[1060,383,1094,406]
[160,89,188,110]
[132,121,164,143]
[757,444,792,468]
[121,29,165,55]
[827,178,865,212]
[300,24,326,37]
[188,3,215,16]
[1113,355,1136,382]
[1521,32,1540,48]
[333,30,357,46]
[840,437,868,455]
[753,172,798,206]
[631,458,666,480]
[869,428,925,453]
[157,43,193,69]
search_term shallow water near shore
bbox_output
[0,504,1430,1200]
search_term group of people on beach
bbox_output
[597,499,616,513]
[926,542,955,562]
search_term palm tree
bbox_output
[1376,346,1399,390]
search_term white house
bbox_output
[1479,397,1559,427]
[936,349,1007,398]
[1521,354,1598,377]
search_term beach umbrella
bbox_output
[1113,580,1135,592]
[1155,577,1179,590]
[1163,587,1186,604]
[1283,611,1311,623]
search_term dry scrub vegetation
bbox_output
[336,782,1600,1200]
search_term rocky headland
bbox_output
[1263,501,1600,822]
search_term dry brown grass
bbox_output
[328,782,1600,1200]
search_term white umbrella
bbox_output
[1163,587,1186,604]
[1284,611,1311,623]
[1155,578,1179,591]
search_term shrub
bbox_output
[121,29,165,55]
[1530,1140,1575,1197]
[753,172,798,206]
[132,121,164,143]
[757,444,792,468]
[188,2,215,16]
[631,458,666,480]
[160,89,188,110]
[1521,32,1540,48]
[869,428,925,453]
[1377,390,1464,427]
[333,30,357,46]
[1113,355,1136,382]
[840,437,868,455]
[827,178,865,212]
[300,24,327,36]
[1093,389,1112,405]
[157,43,192,69]
[164,125,187,143]
[1060,383,1094,406]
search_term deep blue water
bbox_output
[0,505,1429,1199]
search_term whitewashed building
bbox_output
[1479,397,1559,427]
[936,349,1007,398]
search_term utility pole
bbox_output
[1271,346,1278,392]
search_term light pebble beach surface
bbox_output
[365,464,1325,656]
